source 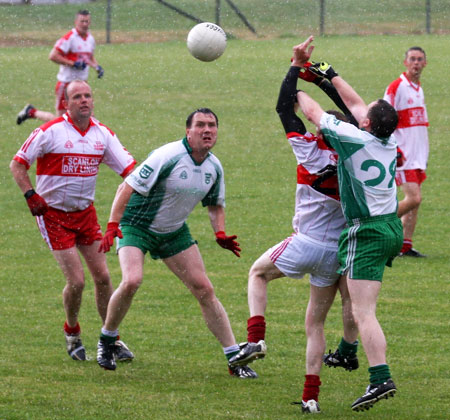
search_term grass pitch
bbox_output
[0,11,449,420]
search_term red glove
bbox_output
[396,147,406,167]
[98,222,123,253]
[290,59,318,83]
[24,189,48,216]
[215,231,241,258]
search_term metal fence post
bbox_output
[106,0,112,44]
[426,0,431,34]
[320,0,325,36]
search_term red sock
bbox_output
[401,238,412,253]
[247,315,266,343]
[302,374,321,402]
[64,321,80,335]
[29,107,37,118]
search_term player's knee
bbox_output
[92,270,111,287]
[120,276,143,295]
[67,277,85,292]
[192,281,215,303]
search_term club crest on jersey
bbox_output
[205,173,212,184]
[139,164,153,179]
[94,141,105,151]
[180,170,188,179]
[65,140,74,149]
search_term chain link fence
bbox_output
[1,0,449,47]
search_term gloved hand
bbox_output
[297,61,321,83]
[307,61,338,81]
[73,60,87,70]
[215,231,241,257]
[96,65,105,79]
[98,222,123,253]
[396,147,406,167]
[24,189,49,216]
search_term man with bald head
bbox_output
[10,80,136,363]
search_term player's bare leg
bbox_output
[103,246,145,331]
[34,109,56,122]
[305,284,338,374]
[248,251,284,316]
[52,247,87,360]
[338,275,358,343]
[164,244,236,347]
[78,241,113,323]
[346,278,385,366]
[397,182,421,218]
[52,247,86,327]
[228,252,283,367]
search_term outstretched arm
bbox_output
[276,65,307,135]
[331,76,368,125]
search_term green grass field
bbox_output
[1,2,450,419]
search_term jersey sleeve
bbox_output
[54,30,74,55]
[276,66,307,136]
[201,158,225,207]
[13,128,46,169]
[125,147,183,197]
[101,130,136,178]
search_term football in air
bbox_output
[187,22,227,62]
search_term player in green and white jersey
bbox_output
[95,108,257,378]
[294,37,402,412]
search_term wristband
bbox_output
[24,189,36,199]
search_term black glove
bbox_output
[73,60,87,70]
[308,61,338,81]
[96,65,105,79]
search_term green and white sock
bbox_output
[223,344,240,361]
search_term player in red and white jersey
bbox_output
[384,46,428,257]
[16,10,104,125]
[10,80,136,363]
[229,52,358,413]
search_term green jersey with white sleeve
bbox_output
[122,137,225,234]
[319,113,398,222]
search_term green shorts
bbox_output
[117,223,197,260]
[338,213,403,281]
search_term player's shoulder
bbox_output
[40,116,65,132]
[93,118,116,136]
[386,75,404,95]
[60,29,76,42]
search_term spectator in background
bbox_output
[17,9,104,125]
[384,46,428,257]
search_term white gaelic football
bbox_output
[187,22,227,62]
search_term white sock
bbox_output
[223,344,240,356]
[101,327,119,338]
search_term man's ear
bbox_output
[62,98,68,110]
[360,117,371,131]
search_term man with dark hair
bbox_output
[95,108,257,379]
[17,10,104,125]
[228,53,359,414]
[294,36,403,412]
[384,46,429,257]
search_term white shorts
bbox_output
[269,233,340,287]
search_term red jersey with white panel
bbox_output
[13,114,136,212]
[384,72,429,170]
[54,29,96,82]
